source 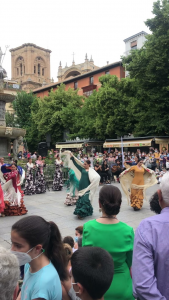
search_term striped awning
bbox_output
[103,139,152,148]
[56,143,83,149]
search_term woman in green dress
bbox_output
[70,153,94,219]
[82,185,134,300]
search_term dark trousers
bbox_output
[100,172,110,183]
[112,170,122,180]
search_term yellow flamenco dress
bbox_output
[120,165,157,210]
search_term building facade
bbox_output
[57,54,99,82]
[123,31,148,77]
[124,31,148,56]
[10,43,51,91]
[32,61,125,98]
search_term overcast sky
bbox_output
[1,0,155,81]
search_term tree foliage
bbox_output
[122,0,169,135]
[12,91,40,152]
[12,91,37,129]
[32,84,83,144]
[71,75,137,139]
[5,112,17,127]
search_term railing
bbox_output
[3,83,22,90]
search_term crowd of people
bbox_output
[1,146,166,217]
[1,173,169,300]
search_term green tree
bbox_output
[12,91,37,129]
[5,112,17,127]
[26,98,43,152]
[123,0,169,136]
[71,75,137,139]
[32,84,83,144]
[12,91,40,152]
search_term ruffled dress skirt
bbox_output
[4,189,27,216]
[74,192,93,218]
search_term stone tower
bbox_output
[10,43,51,91]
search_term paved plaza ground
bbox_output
[0,182,158,249]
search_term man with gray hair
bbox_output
[132,172,169,300]
[0,247,20,300]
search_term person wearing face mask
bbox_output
[62,247,114,300]
[160,152,164,170]
[150,154,157,171]
[154,150,160,169]
[11,215,68,300]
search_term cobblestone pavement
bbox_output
[0,182,158,249]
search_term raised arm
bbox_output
[70,155,83,173]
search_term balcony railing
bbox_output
[3,83,22,90]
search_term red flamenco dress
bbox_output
[0,184,5,214]
[2,169,27,216]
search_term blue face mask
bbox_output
[74,236,78,243]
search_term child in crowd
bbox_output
[11,215,68,300]
[74,225,83,249]
[75,225,83,238]
[62,247,114,300]
[63,236,76,253]
[63,243,73,272]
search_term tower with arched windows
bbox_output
[10,43,51,91]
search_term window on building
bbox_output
[105,71,110,75]
[38,64,40,75]
[90,76,93,84]
[34,66,36,74]
[17,68,19,76]
[131,40,137,49]
[20,63,22,76]
[84,90,93,97]
[42,68,44,76]
[74,82,78,90]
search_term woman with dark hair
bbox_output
[35,155,46,194]
[64,152,100,219]
[52,154,63,191]
[24,158,36,195]
[100,160,110,184]
[120,158,157,211]
[83,185,134,300]
[11,215,68,300]
[1,163,27,216]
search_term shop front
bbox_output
[103,138,153,153]
[103,136,169,153]
[56,140,103,153]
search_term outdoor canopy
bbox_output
[56,143,83,149]
[103,139,153,148]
